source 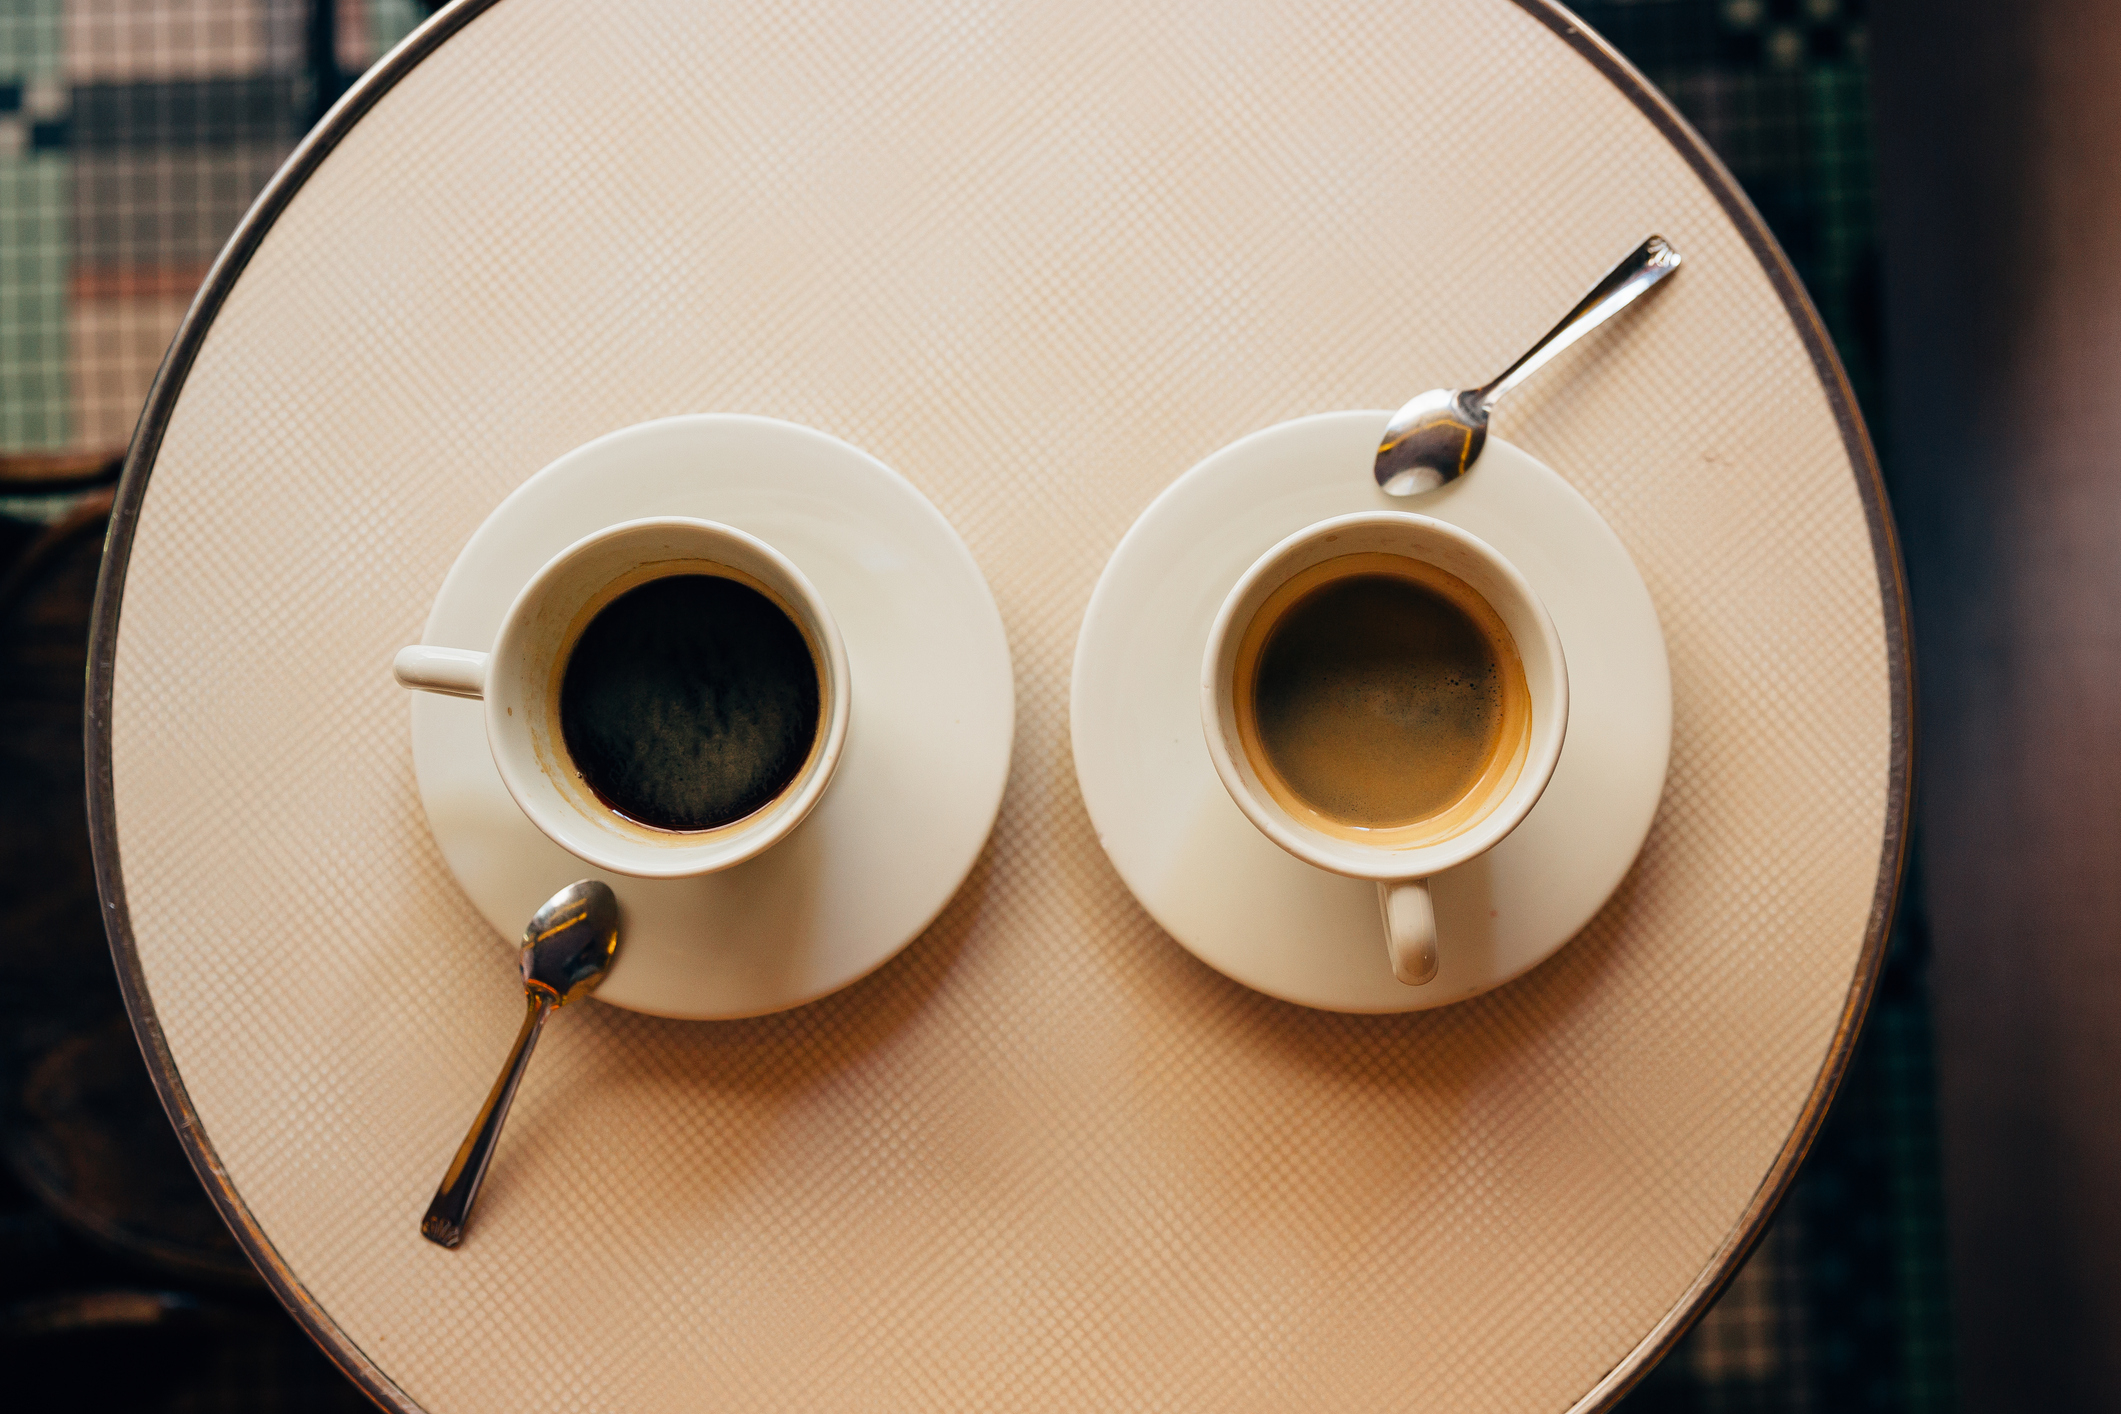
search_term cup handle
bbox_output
[393,646,488,700]
[1378,879,1438,986]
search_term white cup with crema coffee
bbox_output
[393,517,851,879]
[1201,512,1568,986]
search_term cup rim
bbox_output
[484,515,852,879]
[1200,511,1568,883]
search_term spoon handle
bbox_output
[1476,235,1681,410]
[420,992,554,1248]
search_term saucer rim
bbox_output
[1070,410,1671,1013]
[411,412,1015,1020]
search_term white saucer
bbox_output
[1070,411,1670,1013]
[411,416,1014,1019]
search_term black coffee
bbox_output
[558,573,821,832]
[1251,570,1509,829]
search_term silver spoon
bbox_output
[1374,235,1682,496]
[420,880,620,1248]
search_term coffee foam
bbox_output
[1231,552,1531,852]
[539,558,831,843]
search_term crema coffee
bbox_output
[558,572,822,832]
[1233,553,1530,843]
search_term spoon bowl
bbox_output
[1375,388,1492,497]
[522,880,621,1003]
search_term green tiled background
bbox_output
[0,0,66,449]
[0,0,423,459]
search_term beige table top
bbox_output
[89,1,1908,1410]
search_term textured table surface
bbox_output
[92,1,1905,1410]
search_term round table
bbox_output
[88,1,1909,1410]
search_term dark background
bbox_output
[0,1,2110,1409]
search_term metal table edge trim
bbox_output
[1517,4,1915,1409]
[76,2,1917,1410]
[87,7,503,1408]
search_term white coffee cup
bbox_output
[1200,512,1567,985]
[393,516,850,879]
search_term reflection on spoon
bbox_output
[419,880,620,1249]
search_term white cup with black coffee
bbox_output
[392,517,850,879]
[1201,512,1568,986]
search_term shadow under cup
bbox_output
[485,518,851,880]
